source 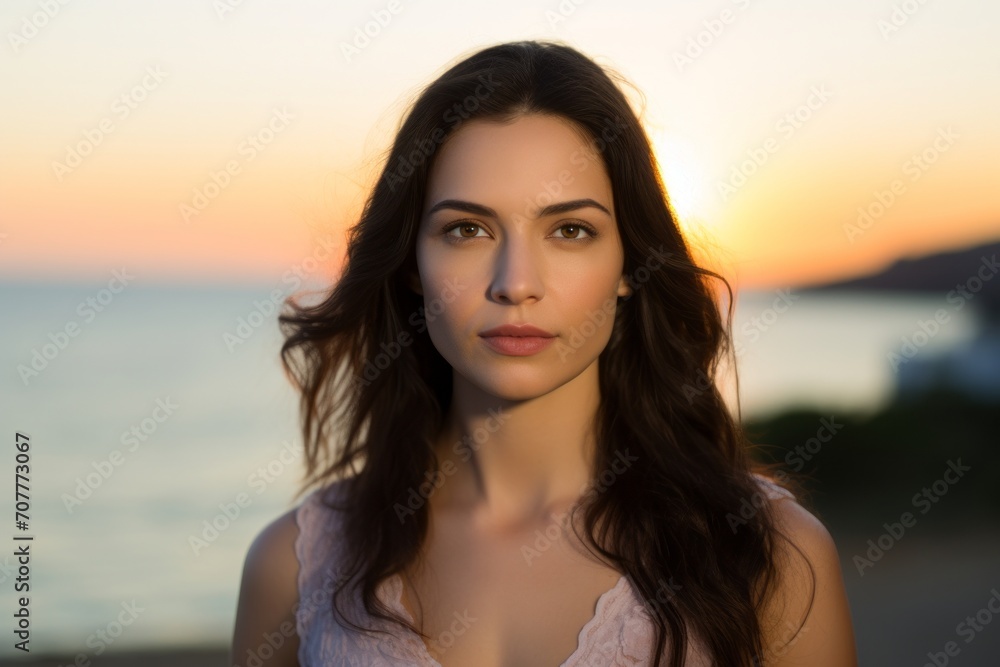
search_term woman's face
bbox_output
[412,113,631,400]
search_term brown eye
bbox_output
[442,221,488,241]
[555,222,598,240]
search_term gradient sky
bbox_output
[1,0,997,291]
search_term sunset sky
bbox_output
[2,0,997,291]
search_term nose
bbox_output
[488,231,545,305]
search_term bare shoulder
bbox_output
[231,507,302,667]
[760,494,859,666]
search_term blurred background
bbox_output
[1,0,998,665]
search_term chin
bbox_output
[457,364,577,402]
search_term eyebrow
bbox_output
[425,197,612,219]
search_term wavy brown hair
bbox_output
[278,39,814,667]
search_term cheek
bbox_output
[418,263,475,344]
[422,290,481,376]
[424,292,469,340]
[418,242,470,291]
[552,267,623,349]
[419,257,469,315]
[560,263,622,310]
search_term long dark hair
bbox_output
[278,39,814,667]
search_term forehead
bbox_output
[423,114,613,219]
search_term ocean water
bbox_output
[725,287,983,418]
[0,280,983,656]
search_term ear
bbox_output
[407,270,424,296]
[617,275,632,299]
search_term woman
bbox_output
[231,39,857,666]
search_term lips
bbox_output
[478,323,555,338]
